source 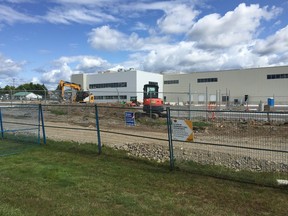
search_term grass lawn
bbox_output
[0,139,288,216]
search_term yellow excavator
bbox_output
[56,80,95,103]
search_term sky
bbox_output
[0,0,288,89]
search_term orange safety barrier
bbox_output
[208,102,216,120]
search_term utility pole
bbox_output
[12,78,15,102]
[41,85,47,103]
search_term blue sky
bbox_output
[0,0,288,89]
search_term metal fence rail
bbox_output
[1,103,287,186]
[1,89,288,111]
[168,108,288,174]
[0,104,45,156]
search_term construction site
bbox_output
[1,65,288,184]
[1,98,287,175]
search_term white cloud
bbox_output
[254,25,288,55]
[56,55,110,70]
[51,0,116,5]
[2,0,34,3]
[44,6,118,24]
[252,25,288,66]
[88,26,127,50]
[1,1,119,26]
[85,2,288,73]
[134,42,217,72]
[39,55,110,86]
[75,57,108,71]
[31,76,40,84]
[88,25,171,51]
[85,3,285,73]
[0,54,25,77]
[88,26,144,51]
[125,40,278,73]
[132,22,150,31]
[41,62,73,84]
[187,3,281,48]
[1,0,287,87]
[157,4,199,34]
[0,5,39,25]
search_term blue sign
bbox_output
[125,112,135,126]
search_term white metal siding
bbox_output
[86,71,137,102]
[72,66,288,105]
[136,71,163,102]
[71,74,86,90]
[72,70,163,103]
[163,66,288,104]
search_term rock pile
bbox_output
[113,143,170,163]
[112,142,288,172]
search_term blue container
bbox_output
[268,98,274,106]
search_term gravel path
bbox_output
[44,121,288,172]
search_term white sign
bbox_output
[172,119,194,142]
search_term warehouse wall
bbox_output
[163,66,288,105]
[72,65,288,105]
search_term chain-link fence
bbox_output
[41,104,170,163]
[167,107,288,185]
[1,89,287,112]
[1,101,288,186]
[0,104,45,156]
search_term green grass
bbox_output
[49,108,68,115]
[0,139,287,216]
[136,117,167,127]
[193,121,211,128]
[0,135,39,156]
[177,160,288,187]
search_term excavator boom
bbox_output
[57,80,94,103]
[57,80,82,98]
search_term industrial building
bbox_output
[71,65,288,105]
[163,66,288,105]
[72,68,163,103]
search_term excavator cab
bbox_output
[135,83,165,119]
[143,83,164,114]
[143,85,159,99]
[74,91,94,103]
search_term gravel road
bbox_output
[44,121,288,172]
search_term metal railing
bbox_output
[1,102,287,186]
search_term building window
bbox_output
[130,96,137,102]
[267,73,288,79]
[89,82,127,89]
[95,96,104,100]
[222,96,229,102]
[149,81,158,85]
[164,80,179,84]
[197,78,218,83]
[95,95,127,100]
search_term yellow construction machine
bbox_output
[56,80,95,103]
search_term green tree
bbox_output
[16,83,48,96]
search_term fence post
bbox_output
[149,92,152,118]
[219,89,221,110]
[177,97,180,117]
[0,108,4,139]
[38,104,46,144]
[95,104,102,154]
[166,107,174,170]
[189,83,192,120]
[206,86,208,121]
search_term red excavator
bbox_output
[135,83,165,119]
